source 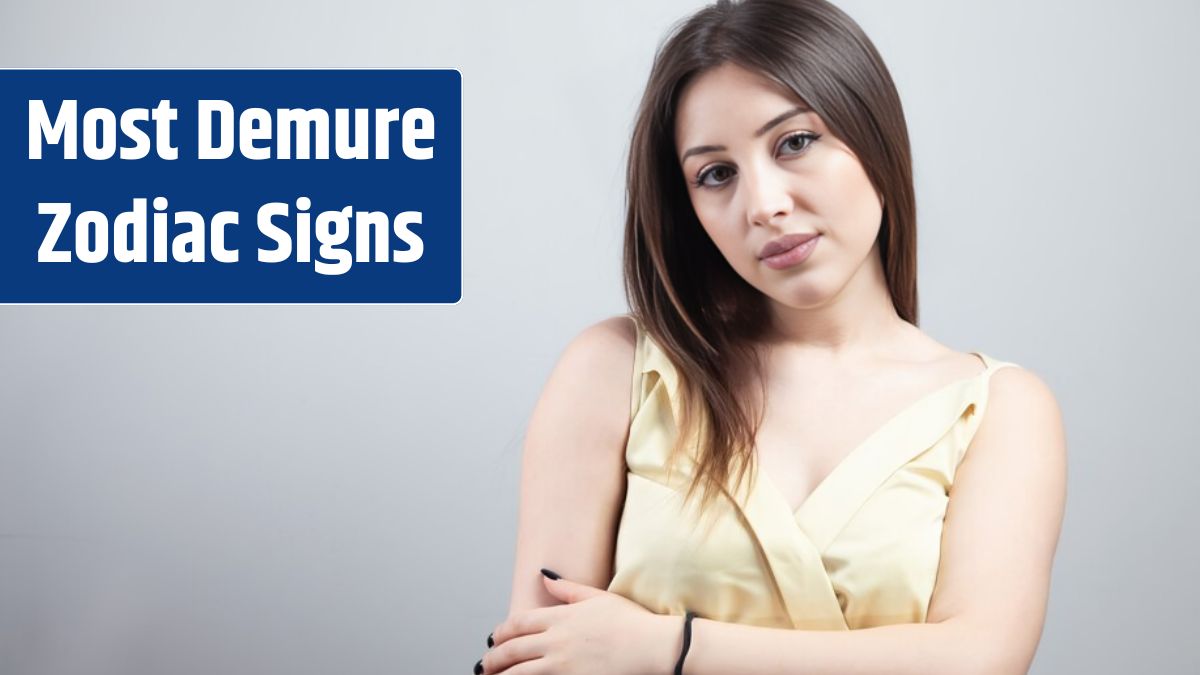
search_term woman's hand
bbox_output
[478,571,680,675]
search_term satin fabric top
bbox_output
[606,319,1020,630]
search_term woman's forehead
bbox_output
[675,65,820,147]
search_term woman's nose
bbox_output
[743,166,792,227]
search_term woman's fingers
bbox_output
[481,631,553,675]
[488,657,550,675]
[489,604,561,647]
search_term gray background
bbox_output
[1,0,1197,673]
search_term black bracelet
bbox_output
[673,610,697,675]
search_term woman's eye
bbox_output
[695,165,734,188]
[691,133,820,189]
[778,131,819,156]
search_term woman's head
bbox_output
[622,0,919,510]
[675,62,888,322]
[625,0,917,353]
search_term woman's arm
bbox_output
[669,365,1068,675]
[505,315,637,616]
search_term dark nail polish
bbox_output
[474,658,483,675]
[486,632,494,648]
[540,567,560,580]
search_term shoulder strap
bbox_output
[955,354,1023,466]
[976,351,1022,376]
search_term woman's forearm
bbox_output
[659,615,1022,675]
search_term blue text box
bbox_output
[0,69,462,303]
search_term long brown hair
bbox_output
[622,0,919,513]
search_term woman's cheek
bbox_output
[715,230,752,274]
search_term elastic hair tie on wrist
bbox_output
[673,610,697,675]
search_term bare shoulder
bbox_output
[541,315,638,411]
[531,314,638,445]
[558,314,637,372]
[980,364,1067,452]
[963,362,1067,486]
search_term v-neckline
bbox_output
[755,351,992,518]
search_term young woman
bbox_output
[477,1,1066,673]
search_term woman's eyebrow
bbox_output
[754,105,811,137]
[679,105,811,163]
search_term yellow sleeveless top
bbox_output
[606,319,1021,630]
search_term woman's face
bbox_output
[674,62,885,310]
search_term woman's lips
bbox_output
[760,234,820,270]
